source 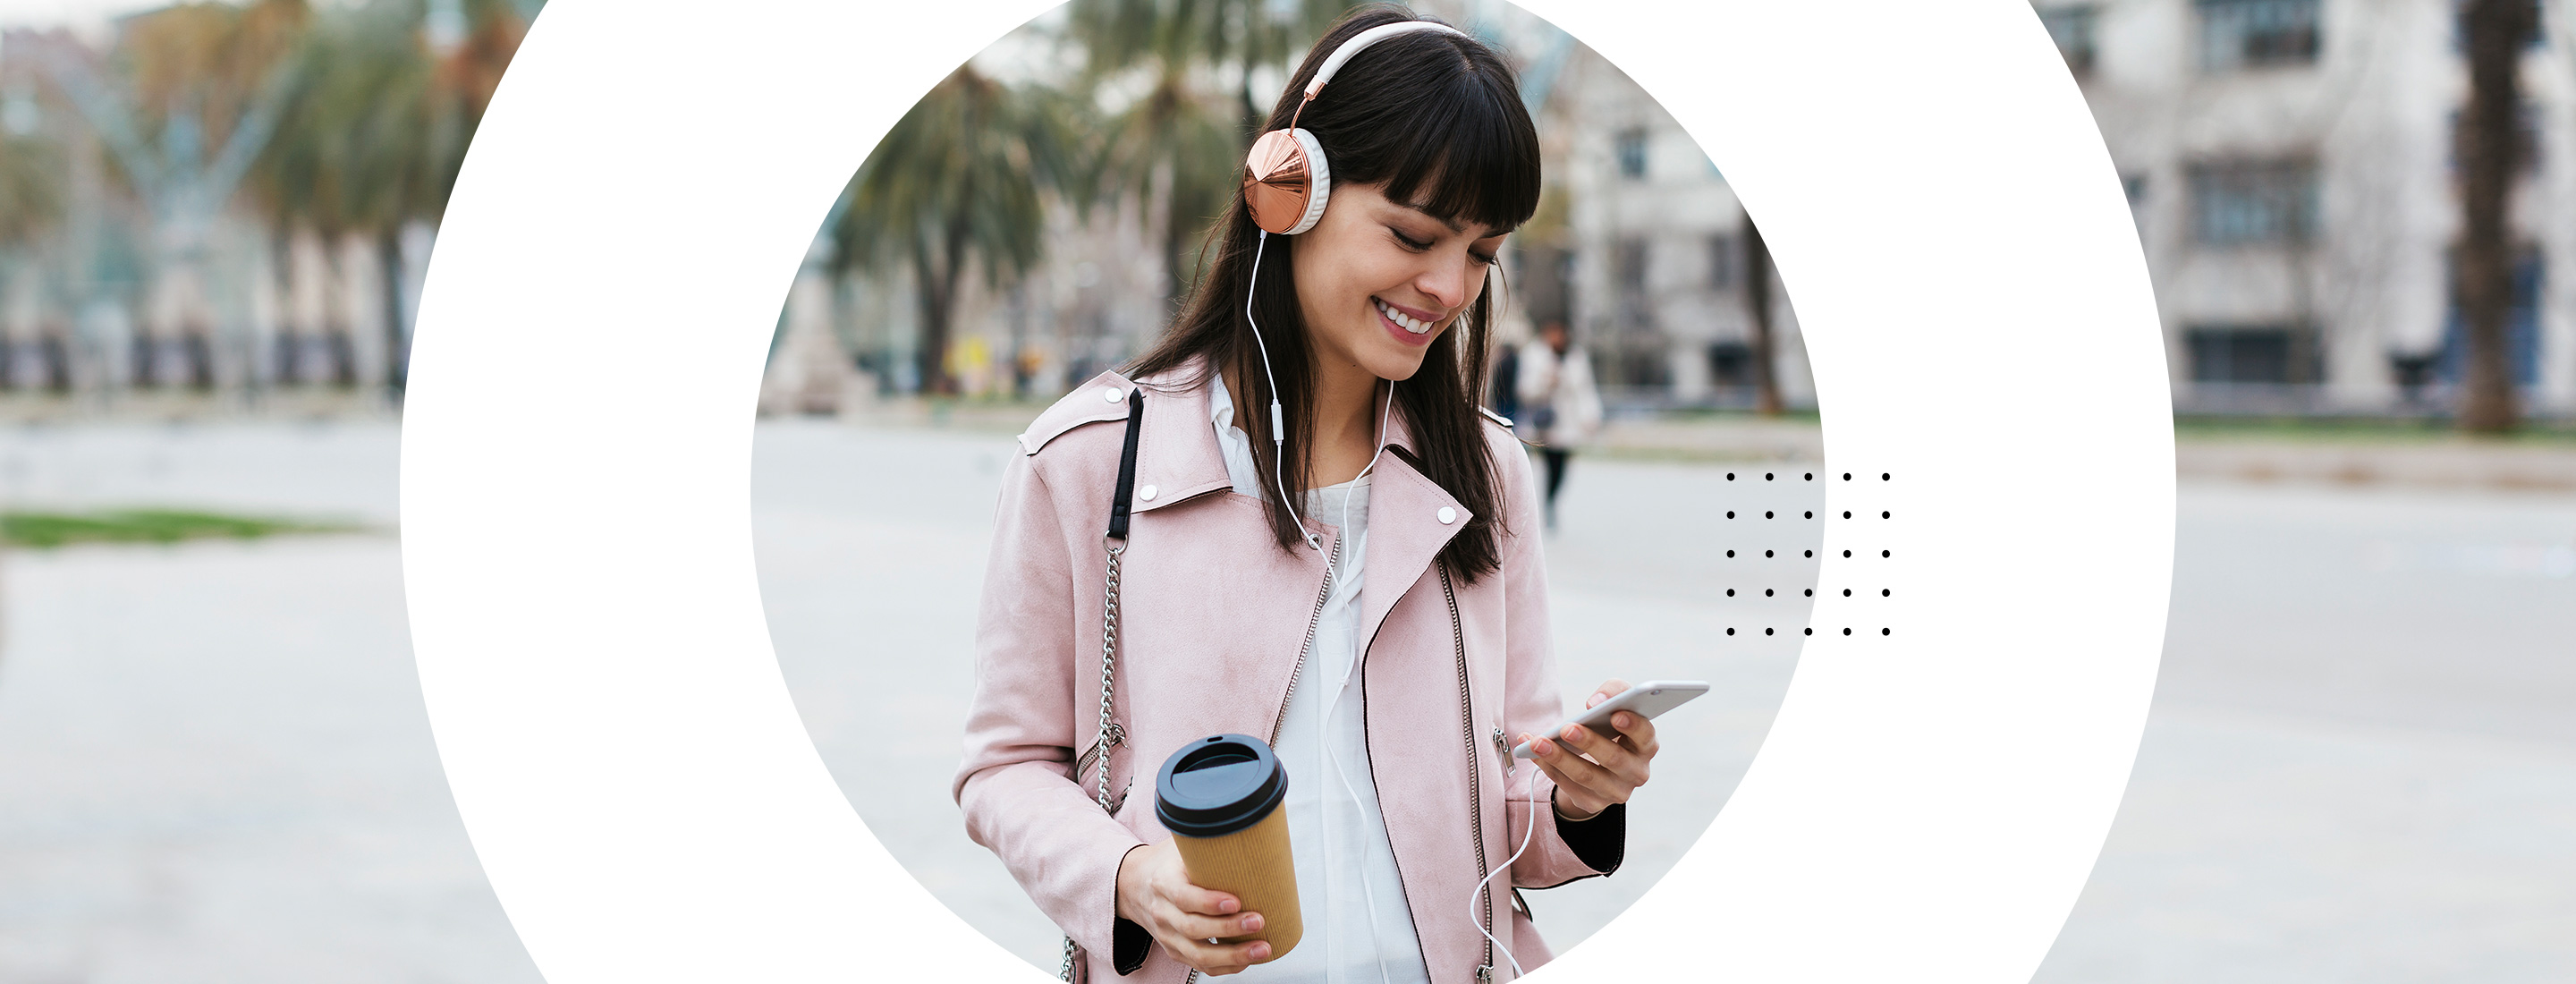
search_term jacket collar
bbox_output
[1123,360,1235,516]
[1125,357,1474,640]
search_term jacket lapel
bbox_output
[1120,361,1468,662]
[1357,412,1469,650]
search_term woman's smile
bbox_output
[1373,296,1444,346]
[1293,181,1502,381]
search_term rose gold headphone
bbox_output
[1242,20,1469,235]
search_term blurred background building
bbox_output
[2044,0,2574,416]
[1,0,2572,423]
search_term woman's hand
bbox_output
[1114,839,1272,976]
[1519,678,1660,820]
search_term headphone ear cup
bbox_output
[1283,129,1330,235]
[1243,127,1334,235]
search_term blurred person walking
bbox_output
[1512,321,1599,530]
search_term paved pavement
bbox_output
[2035,479,2576,984]
[0,417,2567,981]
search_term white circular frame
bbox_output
[398,1,2174,980]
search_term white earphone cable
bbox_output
[1470,762,1542,980]
[1243,231,1318,550]
[1317,377,1396,984]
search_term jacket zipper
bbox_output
[1178,536,1339,984]
[1441,562,1496,981]
[1266,536,1342,746]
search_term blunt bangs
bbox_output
[1378,67,1541,235]
[1295,21,1543,238]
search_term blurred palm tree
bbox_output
[251,4,432,239]
[255,0,525,238]
[249,0,525,387]
[95,0,309,223]
[0,129,64,250]
[830,66,1082,396]
[1063,0,1349,305]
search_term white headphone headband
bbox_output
[1303,21,1469,99]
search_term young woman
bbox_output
[954,8,1661,982]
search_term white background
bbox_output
[398,1,2174,980]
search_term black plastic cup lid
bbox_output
[1154,734,1287,837]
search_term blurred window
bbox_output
[2188,159,2318,245]
[2186,326,2305,383]
[1608,344,1672,389]
[1707,233,1737,290]
[1616,128,1649,180]
[1616,237,1651,328]
[2197,0,2319,71]
[1707,342,1754,387]
[2039,5,2100,75]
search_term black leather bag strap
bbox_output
[1106,387,1145,540]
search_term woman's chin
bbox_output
[1364,349,1431,383]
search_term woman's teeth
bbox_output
[1377,299,1433,335]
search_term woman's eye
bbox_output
[1391,230,1431,250]
[1470,251,1499,267]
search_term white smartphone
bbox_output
[1511,680,1709,759]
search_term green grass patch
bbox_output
[2173,415,2576,445]
[1640,406,1824,424]
[0,509,369,548]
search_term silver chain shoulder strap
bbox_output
[1062,386,1145,983]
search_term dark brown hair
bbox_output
[1126,4,1540,581]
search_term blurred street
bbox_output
[0,418,2568,980]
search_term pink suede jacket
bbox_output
[953,361,1620,983]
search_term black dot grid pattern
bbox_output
[1724,465,1893,641]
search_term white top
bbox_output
[1209,374,1431,984]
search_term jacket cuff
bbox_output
[1113,917,1151,974]
[1552,799,1625,875]
[1111,844,1149,974]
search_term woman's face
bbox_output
[1289,181,1507,382]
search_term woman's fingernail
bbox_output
[1534,740,1552,756]
[1562,725,1582,741]
[1241,914,1262,932]
[1218,898,1238,914]
[1250,944,1272,961]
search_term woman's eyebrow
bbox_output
[1398,200,1470,234]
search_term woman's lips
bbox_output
[1375,297,1440,346]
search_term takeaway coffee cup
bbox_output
[1155,734,1301,963]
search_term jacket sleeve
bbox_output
[1490,432,1624,888]
[953,452,1148,963]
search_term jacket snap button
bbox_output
[1138,484,1158,501]
[1102,386,1124,403]
[1436,506,1457,525]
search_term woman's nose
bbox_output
[1418,256,1471,310]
